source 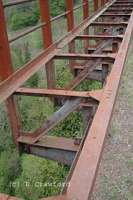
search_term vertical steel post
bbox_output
[83,0,89,20]
[66,0,74,31]
[0,1,12,81]
[0,0,21,146]
[94,0,99,12]
[112,42,119,53]
[5,97,21,146]
[101,0,105,7]
[94,0,99,48]
[83,0,89,53]
[102,63,109,85]
[39,0,55,89]
[66,0,75,72]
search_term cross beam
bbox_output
[75,34,123,40]
[55,53,116,61]
[15,87,103,101]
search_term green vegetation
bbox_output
[9,2,40,31]
[50,0,66,17]
[50,111,83,139]
[0,106,21,195]
[8,0,81,31]
[14,155,69,200]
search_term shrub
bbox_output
[10,10,39,31]
[9,2,40,31]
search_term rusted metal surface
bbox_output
[40,195,68,200]
[66,0,75,71]
[34,136,79,152]
[101,13,131,16]
[0,0,133,199]
[39,0,55,89]
[39,0,52,48]
[64,40,116,90]
[107,7,132,11]
[21,136,79,165]
[55,52,116,61]
[0,0,21,146]
[5,96,21,146]
[94,0,99,12]
[91,21,128,26]
[111,4,133,6]
[0,45,58,104]
[15,87,103,101]
[3,0,35,8]
[0,193,22,200]
[0,0,116,104]
[75,34,123,40]
[83,0,89,19]
[66,0,74,32]
[66,7,133,200]
[0,194,9,200]
[0,1,13,81]
[101,0,105,6]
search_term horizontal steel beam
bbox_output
[115,1,133,2]
[40,196,67,200]
[3,0,35,8]
[110,4,133,6]
[28,144,76,165]
[101,13,131,16]
[55,53,116,61]
[91,22,128,26]
[0,193,67,200]
[106,8,133,11]
[75,34,123,40]
[20,136,79,165]
[88,47,113,53]
[0,193,21,200]
[15,87,103,101]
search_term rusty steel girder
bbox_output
[0,0,133,199]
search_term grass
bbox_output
[14,154,69,200]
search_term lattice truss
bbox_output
[0,0,133,199]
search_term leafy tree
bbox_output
[9,0,81,31]
[50,0,66,17]
[50,0,81,17]
[9,2,40,31]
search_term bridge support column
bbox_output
[0,0,21,147]
[39,0,55,89]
